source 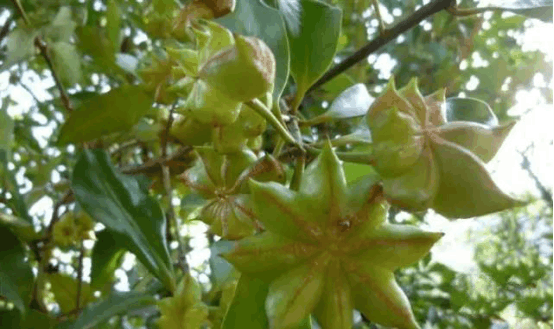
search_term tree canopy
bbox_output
[0,0,552,328]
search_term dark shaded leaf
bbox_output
[444,97,498,126]
[90,230,126,292]
[0,226,33,314]
[72,150,175,291]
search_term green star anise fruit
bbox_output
[157,273,208,329]
[366,78,520,218]
[180,147,285,239]
[223,143,443,329]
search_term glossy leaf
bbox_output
[304,84,373,125]
[66,292,156,329]
[58,86,152,144]
[0,226,33,314]
[287,0,342,104]
[90,230,125,292]
[72,150,175,291]
[218,0,290,101]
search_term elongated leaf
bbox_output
[72,150,175,291]
[444,97,498,126]
[478,0,553,21]
[218,0,290,102]
[58,86,152,144]
[0,226,33,314]
[288,0,341,102]
[66,292,156,329]
[305,84,373,125]
[90,230,125,292]
[49,42,82,86]
[106,0,121,50]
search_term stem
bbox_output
[371,0,387,36]
[308,0,455,92]
[289,155,305,191]
[160,107,188,273]
[246,99,301,149]
[75,240,85,310]
[10,0,73,112]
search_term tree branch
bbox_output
[34,37,73,112]
[10,0,73,112]
[308,0,456,92]
[519,147,553,208]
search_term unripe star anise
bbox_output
[223,144,443,329]
[157,274,208,329]
[180,147,285,239]
[366,78,520,218]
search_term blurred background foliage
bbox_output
[0,0,552,328]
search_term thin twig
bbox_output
[371,0,387,36]
[75,240,85,310]
[34,37,73,112]
[10,0,73,112]
[308,0,456,92]
[160,107,188,273]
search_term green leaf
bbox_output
[90,230,125,292]
[209,240,237,288]
[72,150,175,291]
[0,106,14,154]
[0,309,55,329]
[58,86,152,144]
[65,292,156,329]
[288,0,341,105]
[3,26,36,68]
[218,0,290,102]
[49,42,82,86]
[45,6,76,43]
[0,226,33,314]
[106,0,121,50]
[0,213,39,241]
[478,0,553,21]
[444,97,498,126]
[48,273,95,313]
[222,275,270,329]
[304,84,373,125]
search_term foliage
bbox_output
[0,0,552,328]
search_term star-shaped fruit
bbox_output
[157,273,208,329]
[223,144,443,329]
[180,147,285,239]
[366,78,520,218]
